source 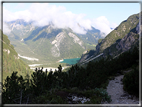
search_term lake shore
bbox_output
[18,54,39,61]
[30,66,69,72]
[29,64,43,67]
[28,57,80,72]
[57,59,63,62]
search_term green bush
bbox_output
[93,88,111,103]
[32,90,66,104]
[122,66,139,97]
[81,88,111,104]
[2,71,27,104]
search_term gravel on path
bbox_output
[102,75,139,104]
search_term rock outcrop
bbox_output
[3,49,10,55]
[68,32,85,49]
[116,32,138,52]
[51,32,65,57]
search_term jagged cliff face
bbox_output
[79,12,141,64]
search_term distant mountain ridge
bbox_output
[77,26,104,45]
[6,19,104,44]
[5,19,104,65]
[7,19,30,26]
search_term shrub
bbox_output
[93,88,111,103]
[122,66,139,97]
[32,90,66,104]
[2,71,26,104]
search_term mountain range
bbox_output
[5,20,104,66]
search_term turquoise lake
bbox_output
[60,58,80,65]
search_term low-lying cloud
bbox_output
[3,22,11,35]
[3,3,118,36]
[92,16,113,36]
[0,6,11,35]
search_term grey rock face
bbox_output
[67,94,90,104]
[116,32,137,52]
[51,32,65,57]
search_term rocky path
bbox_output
[103,74,139,104]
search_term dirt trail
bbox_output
[103,75,139,104]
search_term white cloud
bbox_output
[3,22,11,35]
[3,3,118,35]
[0,5,1,29]
[0,6,10,35]
[91,16,118,36]
[110,23,118,29]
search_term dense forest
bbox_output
[2,45,139,104]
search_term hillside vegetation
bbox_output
[98,13,139,53]
[3,31,33,81]
[2,45,139,104]
[79,12,140,64]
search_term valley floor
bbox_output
[102,70,139,105]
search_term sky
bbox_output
[2,2,140,36]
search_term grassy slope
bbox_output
[3,33,33,81]
[99,13,139,53]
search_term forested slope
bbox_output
[2,31,33,81]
